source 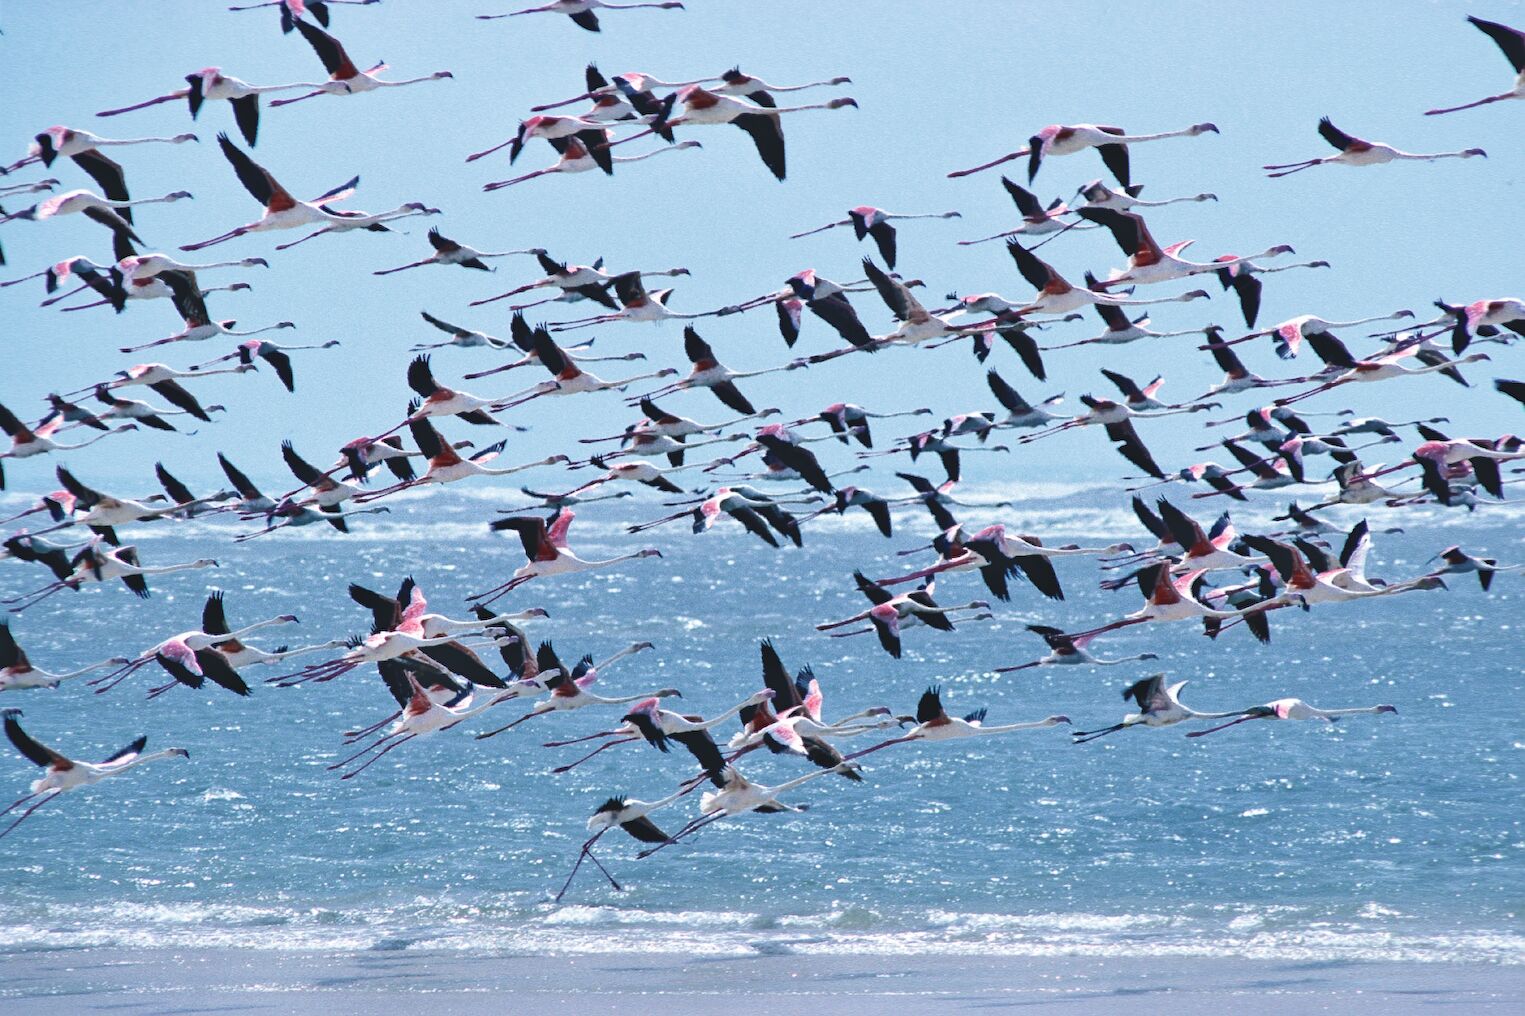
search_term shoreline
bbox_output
[4,947,1521,1015]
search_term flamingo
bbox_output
[374,229,545,275]
[1209,309,1415,360]
[329,663,515,780]
[269,18,453,108]
[544,689,774,772]
[0,188,192,240]
[179,134,375,251]
[270,202,438,250]
[1074,179,1217,211]
[477,0,686,32]
[1425,16,1525,115]
[5,542,219,613]
[0,624,129,692]
[71,362,255,417]
[789,207,960,269]
[626,326,799,413]
[1211,256,1332,329]
[97,67,348,146]
[1072,675,1266,743]
[839,686,1071,764]
[551,271,722,330]
[0,404,135,488]
[993,625,1158,673]
[1428,546,1525,590]
[0,178,60,198]
[816,572,990,659]
[21,464,202,543]
[87,596,295,694]
[0,709,188,840]
[471,252,688,310]
[1271,332,1490,408]
[1080,207,1293,288]
[557,789,689,900]
[4,127,198,213]
[472,509,662,605]
[635,763,854,858]
[948,121,1218,183]
[634,85,859,181]
[579,397,778,445]
[488,327,677,410]
[1060,562,1295,645]
[472,642,666,738]
[1044,300,1205,350]
[1433,297,1525,353]
[190,337,340,392]
[118,270,294,353]
[353,407,568,501]
[1187,698,1397,737]
[484,137,701,189]
[957,178,1096,247]
[1240,530,1446,608]
[234,499,390,541]
[1264,118,1485,177]
[1002,240,1212,317]
[467,115,617,170]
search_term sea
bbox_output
[0,481,1520,967]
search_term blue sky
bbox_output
[2,0,1521,494]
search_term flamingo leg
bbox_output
[550,736,637,773]
[555,830,607,902]
[1186,714,1265,738]
[344,711,401,741]
[0,790,46,819]
[0,790,63,839]
[474,708,538,739]
[328,732,402,770]
[340,734,415,779]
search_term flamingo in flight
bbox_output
[476,0,686,32]
[485,137,701,190]
[0,189,192,241]
[471,252,688,311]
[0,709,188,840]
[1264,117,1485,177]
[181,134,414,251]
[632,84,859,181]
[1433,297,1525,353]
[993,625,1158,673]
[0,403,136,489]
[1212,256,1331,329]
[1425,15,1525,115]
[374,229,545,275]
[948,121,1218,184]
[0,623,129,692]
[353,404,568,502]
[96,67,347,146]
[1074,179,1218,211]
[268,18,454,108]
[635,763,855,859]
[543,688,774,773]
[816,572,990,659]
[1080,207,1294,288]
[472,641,666,739]
[1209,309,1415,360]
[472,509,662,605]
[789,207,961,269]
[487,327,677,411]
[119,270,294,354]
[557,789,689,900]
[1001,240,1212,318]
[627,326,799,413]
[1071,674,1265,743]
[3,127,198,214]
[839,686,1070,764]
[1186,698,1397,737]
[551,271,724,330]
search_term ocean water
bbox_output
[0,484,1521,966]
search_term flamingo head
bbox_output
[1191,122,1220,134]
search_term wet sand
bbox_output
[3,947,1520,1014]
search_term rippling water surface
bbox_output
[1,486,1520,965]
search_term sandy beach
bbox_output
[4,948,1520,1014]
